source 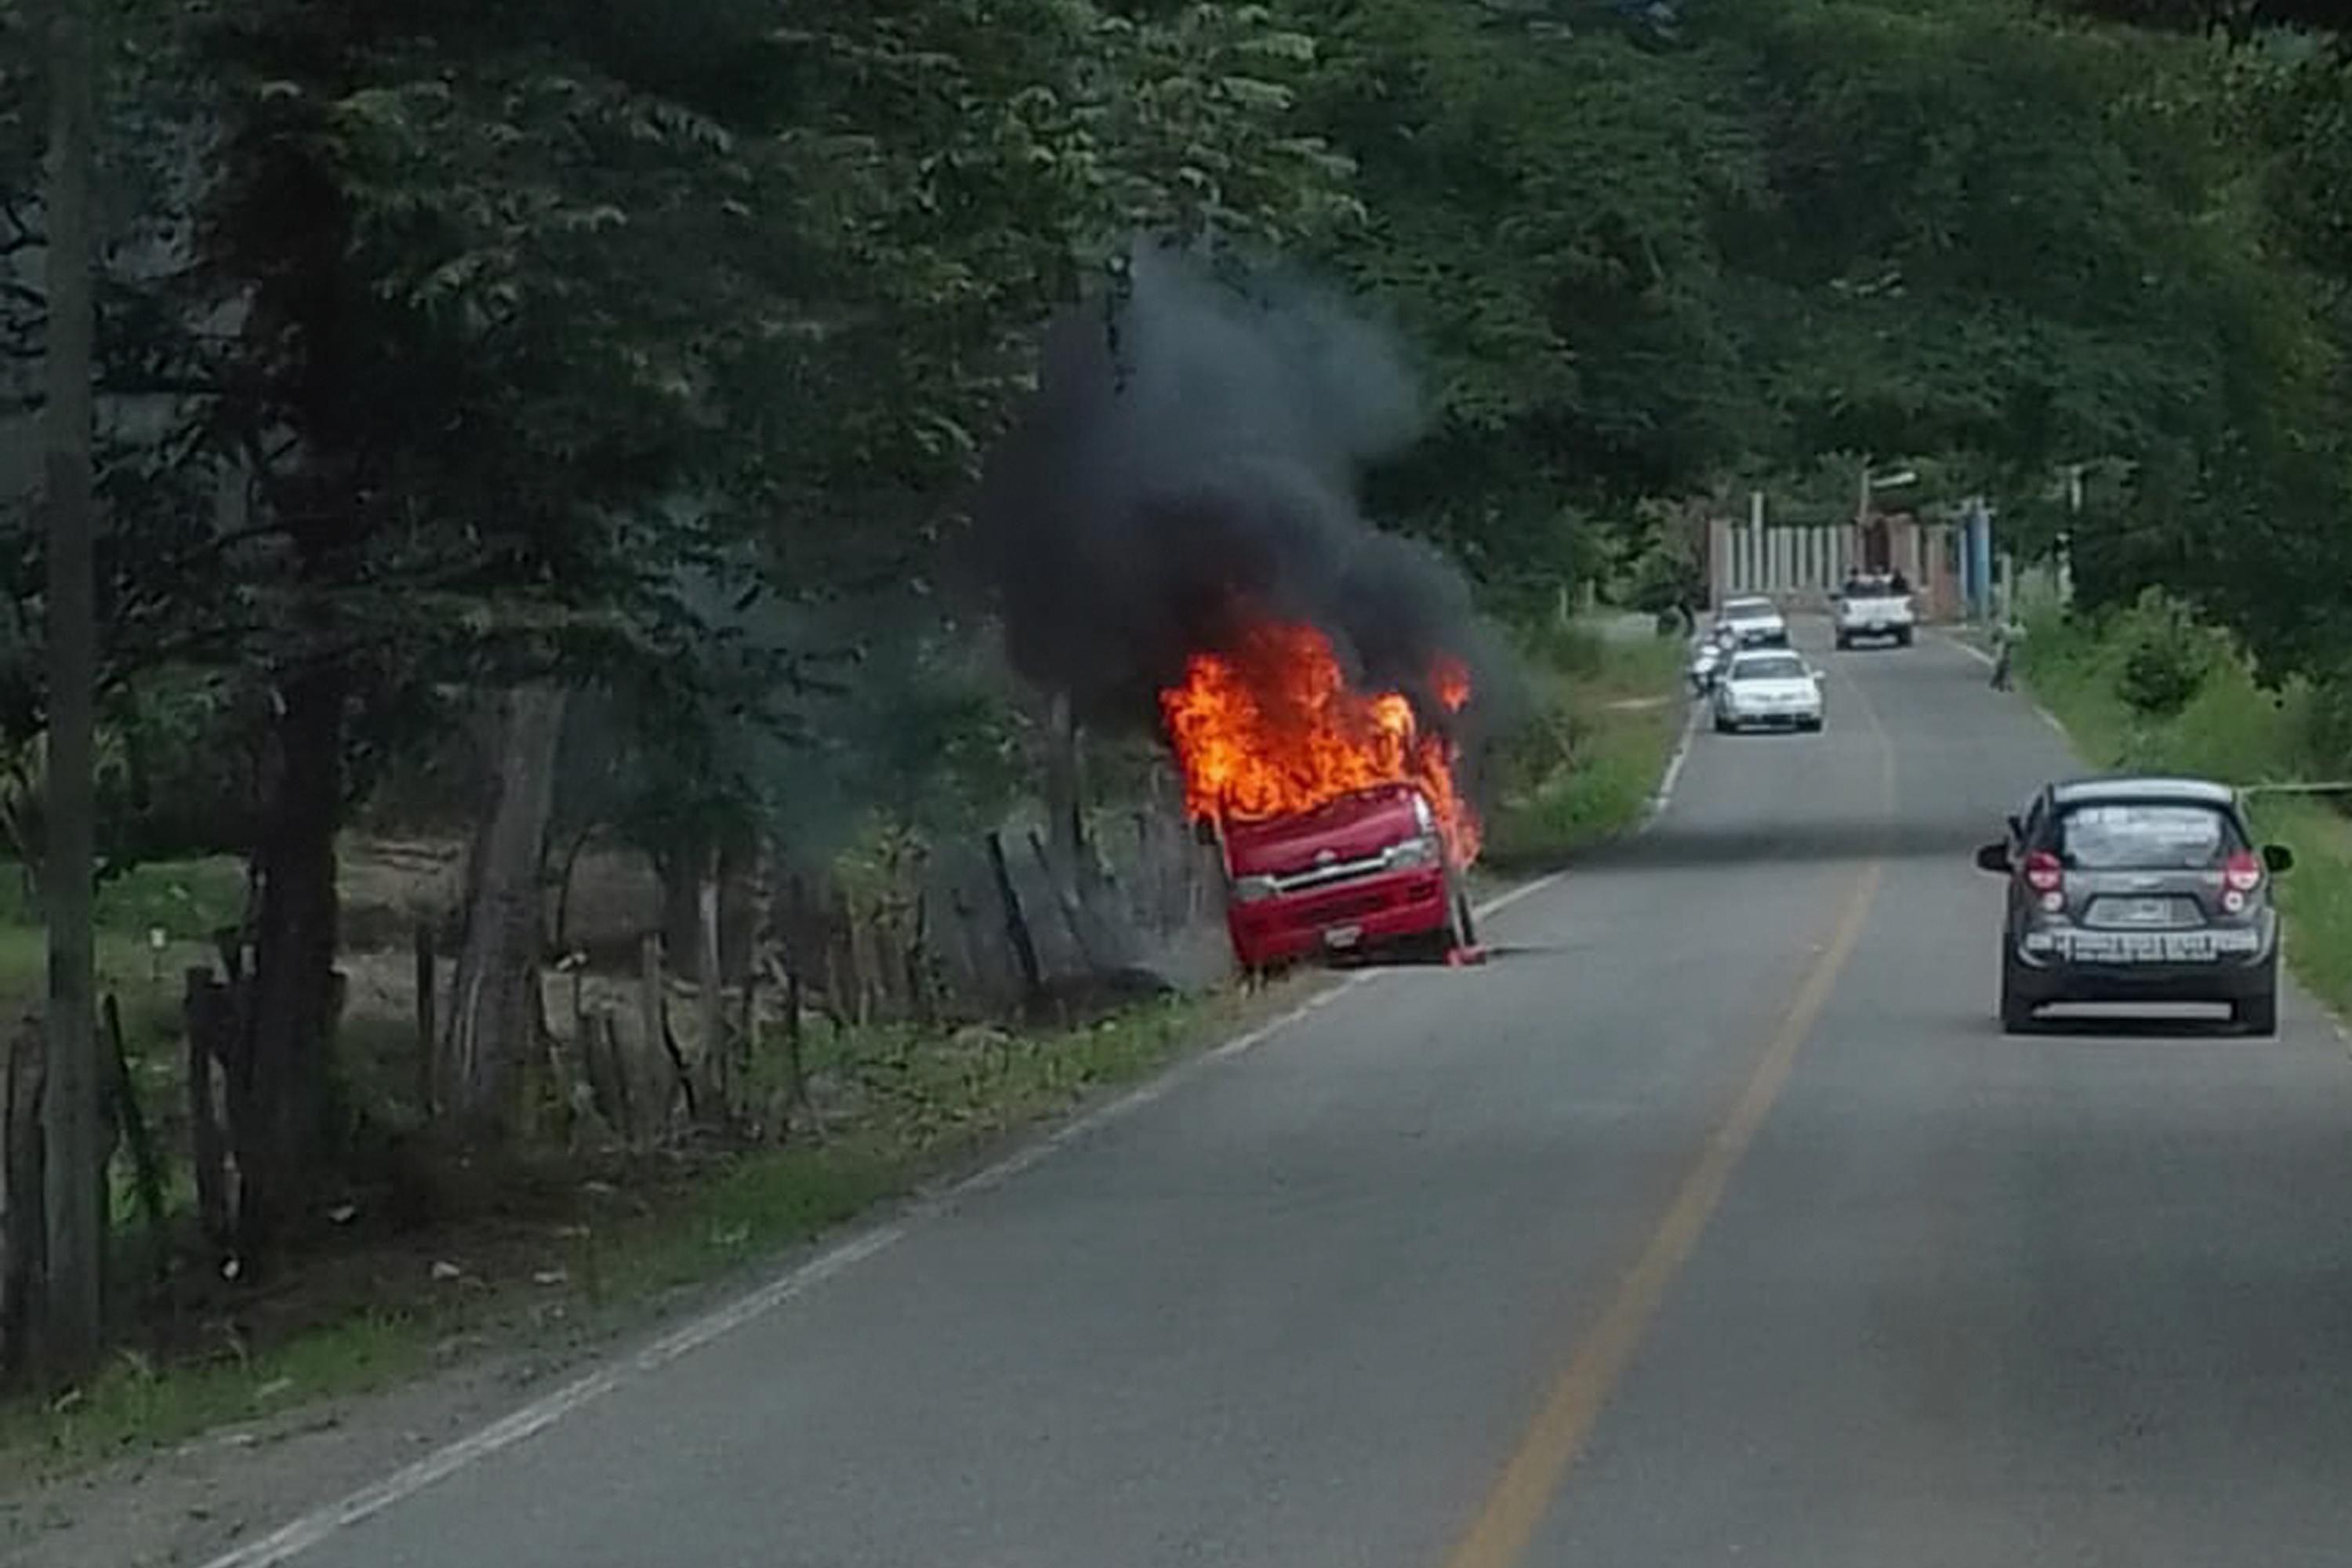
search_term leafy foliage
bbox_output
[2116,593,2219,717]
[2,0,2352,1208]
[1304,0,1761,604]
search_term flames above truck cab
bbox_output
[1157,619,1479,868]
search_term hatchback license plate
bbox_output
[1323,924,1363,950]
[2042,929,2258,963]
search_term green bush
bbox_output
[2016,590,2352,1022]
[2115,596,2213,720]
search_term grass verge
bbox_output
[2016,601,2352,1024]
[0,621,1689,1479]
[0,978,1319,1479]
[1481,621,1686,869]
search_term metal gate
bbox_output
[1710,520,1856,604]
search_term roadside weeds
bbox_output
[1481,630,1686,871]
[2009,611,2352,1027]
[0,984,1311,1483]
[0,623,1686,1496]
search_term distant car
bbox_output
[1832,576,1916,648]
[1973,775,2293,1034]
[1212,782,1475,973]
[1715,596,1786,646]
[1711,647,1824,733]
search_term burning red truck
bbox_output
[1160,622,1483,971]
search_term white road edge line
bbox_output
[203,701,1683,1566]
[205,876,1560,1566]
[1472,871,1563,922]
[1943,631,1995,668]
[1931,631,2069,736]
[1645,698,1704,833]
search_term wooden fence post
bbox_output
[413,922,436,1121]
[984,831,1044,1014]
[1029,829,1098,971]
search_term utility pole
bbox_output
[1853,456,1874,572]
[40,0,103,1380]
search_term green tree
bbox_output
[1301,0,1762,609]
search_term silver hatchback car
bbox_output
[1975,775,2293,1034]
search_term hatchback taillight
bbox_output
[2224,851,2262,895]
[2024,851,2063,894]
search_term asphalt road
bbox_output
[250,627,2352,1568]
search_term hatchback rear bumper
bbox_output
[2009,938,2276,1004]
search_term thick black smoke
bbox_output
[972,240,1509,748]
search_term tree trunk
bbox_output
[38,0,103,1383]
[235,663,348,1265]
[550,826,594,956]
[181,968,233,1251]
[984,831,1044,1017]
[1041,694,1088,886]
[100,994,165,1295]
[693,848,723,1121]
[2,1015,45,1379]
[412,923,435,1121]
[656,836,705,982]
[717,841,759,985]
[438,685,567,1144]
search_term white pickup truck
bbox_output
[1833,578,1915,649]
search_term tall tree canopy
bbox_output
[1,0,2349,1256]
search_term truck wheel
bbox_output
[1447,884,1479,953]
[1835,633,1850,651]
[1895,627,1914,647]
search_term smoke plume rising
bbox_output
[973,240,1508,760]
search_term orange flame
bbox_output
[1158,622,1480,866]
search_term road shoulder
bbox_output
[4,636,1702,1568]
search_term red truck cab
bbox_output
[1212,782,1477,971]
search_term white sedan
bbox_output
[1712,648,1824,733]
[1715,596,1788,647]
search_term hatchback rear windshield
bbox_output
[2056,803,2242,869]
[1733,654,1807,681]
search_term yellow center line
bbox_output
[1440,632,1896,1568]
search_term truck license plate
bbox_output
[1323,924,1363,950]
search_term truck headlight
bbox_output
[1232,875,1279,904]
[1385,833,1441,870]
